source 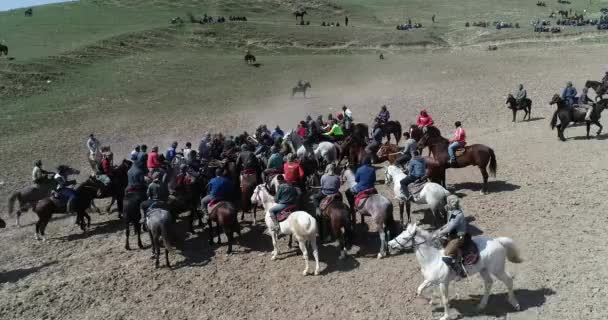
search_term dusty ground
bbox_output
[2,44,608,320]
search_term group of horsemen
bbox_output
[31,106,476,276]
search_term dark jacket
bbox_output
[408,156,427,178]
[208,177,234,199]
[275,183,298,204]
[320,174,341,196]
[354,164,376,193]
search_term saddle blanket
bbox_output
[320,193,342,211]
[277,205,297,222]
[354,188,377,209]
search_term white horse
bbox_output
[250,184,320,275]
[384,165,450,225]
[388,223,523,320]
[314,141,340,164]
[342,168,397,259]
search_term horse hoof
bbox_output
[302,270,309,276]
[477,303,487,311]
[125,246,130,251]
[377,253,386,259]
[271,255,277,261]
[314,270,320,276]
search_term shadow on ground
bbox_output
[451,180,520,193]
[449,287,556,318]
[0,261,58,284]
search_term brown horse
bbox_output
[585,80,606,101]
[240,171,260,224]
[91,159,131,215]
[319,195,353,259]
[506,94,532,122]
[207,201,241,254]
[549,94,607,141]
[123,190,147,250]
[417,126,497,194]
[376,143,402,164]
[0,44,7,56]
[338,135,367,168]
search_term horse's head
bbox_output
[58,165,80,177]
[506,94,515,104]
[388,222,419,251]
[251,184,270,205]
[549,94,561,105]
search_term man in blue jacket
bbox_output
[165,141,178,162]
[201,168,235,214]
[351,156,376,194]
[400,150,427,200]
[562,81,577,108]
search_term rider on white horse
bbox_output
[434,195,467,277]
[268,175,298,231]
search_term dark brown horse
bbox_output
[376,143,402,164]
[319,195,353,259]
[585,80,606,101]
[207,201,241,254]
[0,44,7,56]
[550,94,607,141]
[338,135,367,168]
[92,159,131,215]
[417,126,497,194]
[380,121,402,144]
[240,171,259,224]
[506,94,532,122]
[123,189,147,250]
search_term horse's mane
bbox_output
[425,126,443,138]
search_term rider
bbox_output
[342,105,353,121]
[311,163,341,239]
[87,134,102,172]
[562,81,578,108]
[305,115,320,144]
[365,118,384,154]
[350,156,376,196]
[578,87,594,121]
[269,174,299,231]
[126,156,146,193]
[236,144,260,175]
[515,84,527,105]
[175,164,194,192]
[130,145,140,162]
[399,150,426,200]
[198,133,212,160]
[266,146,284,170]
[32,160,52,184]
[100,150,114,176]
[283,153,305,188]
[434,195,468,278]
[416,109,434,127]
[323,119,344,141]
[448,121,466,166]
[377,105,390,125]
[395,131,417,168]
[136,145,148,173]
[165,141,178,163]
[271,126,284,141]
[147,146,164,172]
[201,168,235,216]
[140,172,168,219]
[183,142,193,161]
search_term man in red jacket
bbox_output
[448,121,466,165]
[283,153,305,187]
[416,109,434,127]
[147,146,163,171]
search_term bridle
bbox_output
[392,228,432,253]
[252,185,267,205]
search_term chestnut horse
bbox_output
[207,201,241,254]
[338,135,367,168]
[319,195,353,259]
[417,126,497,194]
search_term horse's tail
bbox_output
[8,192,20,217]
[550,110,559,130]
[292,212,317,238]
[488,148,497,178]
[495,237,523,263]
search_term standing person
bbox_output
[165,141,178,163]
[183,142,193,161]
[432,14,436,23]
[434,195,468,277]
[448,121,466,165]
[345,16,349,26]
[87,134,101,173]
[399,150,426,200]
[395,131,417,168]
[147,146,163,171]
[561,81,577,108]
[578,87,594,121]
[130,145,140,161]
[416,109,434,127]
[268,175,299,230]
[377,105,390,124]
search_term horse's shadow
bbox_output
[571,133,608,140]
[58,218,123,241]
[523,116,545,122]
[0,261,58,284]
[320,245,361,275]
[172,229,214,269]
[451,180,520,194]
[251,63,262,68]
[449,287,556,318]
[235,223,275,253]
[465,216,484,236]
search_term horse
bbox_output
[123,190,147,250]
[341,168,398,259]
[167,169,207,232]
[338,135,366,168]
[244,53,256,65]
[91,159,131,215]
[550,94,608,141]
[8,165,80,226]
[375,143,402,164]
[417,126,497,194]
[284,129,304,156]
[318,194,353,260]
[25,8,33,16]
[146,208,174,268]
[506,94,532,122]
[251,184,320,275]
[314,141,340,167]
[291,82,311,97]
[0,217,5,229]
[351,123,369,144]
[0,44,7,56]
[380,121,402,144]
[293,10,307,22]
[585,80,607,101]
[240,170,259,224]
[388,223,523,320]
[207,201,241,254]
[384,165,450,226]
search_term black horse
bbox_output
[0,44,7,56]
[506,94,532,122]
[123,190,147,250]
[550,94,608,141]
[585,80,606,101]
[380,120,402,144]
[25,8,33,17]
[293,10,307,23]
[244,53,256,65]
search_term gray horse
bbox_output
[341,168,398,259]
[146,208,175,268]
[8,165,80,226]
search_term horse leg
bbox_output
[39,216,49,242]
[35,219,42,241]
[90,200,101,214]
[148,229,155,259]
[404,200,411,225]
[288,234,294,248]
[106,197,114,213]
[270,231,279,260]
[311,239,320,275]
[495,270,520,310]
[125,221,131,250]
[512,109,516,122]
[252,205,257,226]
[16,209,22,227]
[480,167,489,195]
[595,121,603,136]
[136,222,144,249]
[438,282,450,320]
[226,226,233,254]
[207,219,214,245]
[477,269,494,310]
[586,122,591,139]
[117,195,124,217]
[377,227,387,259]
[298,240,310,275]
[155,236,161,268]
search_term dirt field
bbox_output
[2,44,608,320]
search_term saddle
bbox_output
[454,148,466,157]
[459,235,480,266]
[354,188,377,209]
[277,205,297,222]
[407,180,426,200]
[320,193,343,211]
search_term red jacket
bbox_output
[147,151,163,169]
[449,127,466,144]
[283,162,305,184]
[101,159,113,175]
[297,127,307,138]
[416,111,434,127]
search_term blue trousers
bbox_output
[448,142,463,161]
[270,203,289,216]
